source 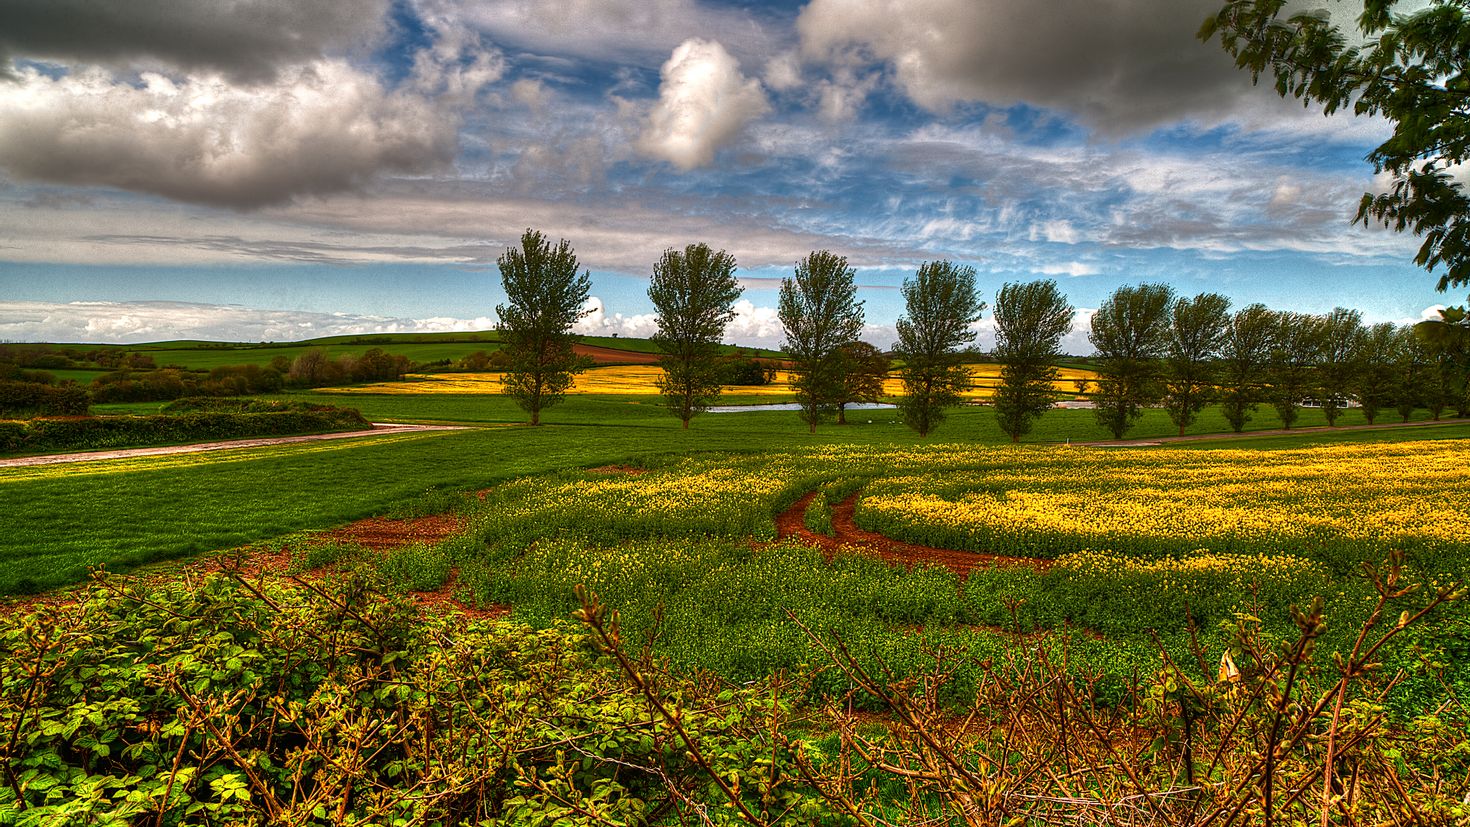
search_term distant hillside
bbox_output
[30,332,785,372]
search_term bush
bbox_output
[0,573,814,824]
[0,406,369,455]
[0,380,90,417]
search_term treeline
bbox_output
[489,228,1470,439]
[1085,285,1470,439]
[0,346,416,415]
[0,400,369,455]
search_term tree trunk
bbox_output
[837,403,846,425]
[531,409,540,426]
[682,417,690,430]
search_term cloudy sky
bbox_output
[0,0,1456,351]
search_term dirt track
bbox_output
[775,492,1049,578]
[0,423,467,468]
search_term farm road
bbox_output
[0,423,468,468]
[1078,417,1469,447]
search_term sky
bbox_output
[0,0,1459,353]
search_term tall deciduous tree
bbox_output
[1218,303,1277,433]
[1202,0,1470,294]
[1417,305,1470,418]
[1354,322,1400,424]
[1162,292,1232,435]
[496,229,592,426]
[778,250,865,433]
[1267,311,1322,429]
[1393,325,1432,421]
[647,243,744,429]
[1315,307,1365,425]
[893,260,986,437]
[992,280,1074,443]
[1089,284,1174,439]
[834,341,891,424]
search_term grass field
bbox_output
[98,331,784,370]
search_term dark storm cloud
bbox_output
[0,0,390,82]
[796,0,1297,133]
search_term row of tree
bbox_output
[1086,285,1470,439]
[492,229,1470,439]
[493,229,990,434]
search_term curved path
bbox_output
[774,491,1049,578]
[0,423,468,468]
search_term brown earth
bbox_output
[573,344,662,364]
[774,492,1050,578]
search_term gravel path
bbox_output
[0,423,468,468]
[1077,417,1467,447]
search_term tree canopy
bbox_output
[778,251,865,433]
[1201,0,1470,293]
[495,229,592,425]
[992,280,1073,442]
[893,260,986,437]
[648,243,743,429]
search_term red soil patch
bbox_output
[775,492,1050,578]
[4,510,507,621]
[573,344,662,364]
[320,512,466,549]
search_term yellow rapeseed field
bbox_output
[325,364,1097,398]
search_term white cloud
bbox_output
[574,296,659,338]
[724,299,784,347]
[0,300,500,344]
[1032,220,1081,245]
[763,50,804,93]
[0,16,502,211]
[638,39,770,170]
[438,0,778,69]
[0,50,497,208]
[1037,262,1099,277]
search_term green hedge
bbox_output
[0,406,369,455]
[0,380,89,417]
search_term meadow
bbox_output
[4,353,1470,822]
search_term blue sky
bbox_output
[0,0,1458,351]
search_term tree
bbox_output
[893,260,986,437]
[1393,325,1431,421]
[647,243,744,429]
[496,229,592,425]
[833,341,891,424]
[1353,322,1400,424]
[1089,284,1175,439]
[1218,303,1277,432]
[992,280,1074,442]
[1202,0,1470,294]
[778,251,865,433]
[1417,305,1470,417]
[1162,292,1232,436]
[1267,311,1322,429]
[1314,307,1365,425]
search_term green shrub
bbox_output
[0,407,369,455]
[377,542,451,592]
[803,496,834,536]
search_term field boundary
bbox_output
[0,423,468,468]
[1078,417,1469,447]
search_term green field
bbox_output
[72,331,786,371]
[4,362,1469,822]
